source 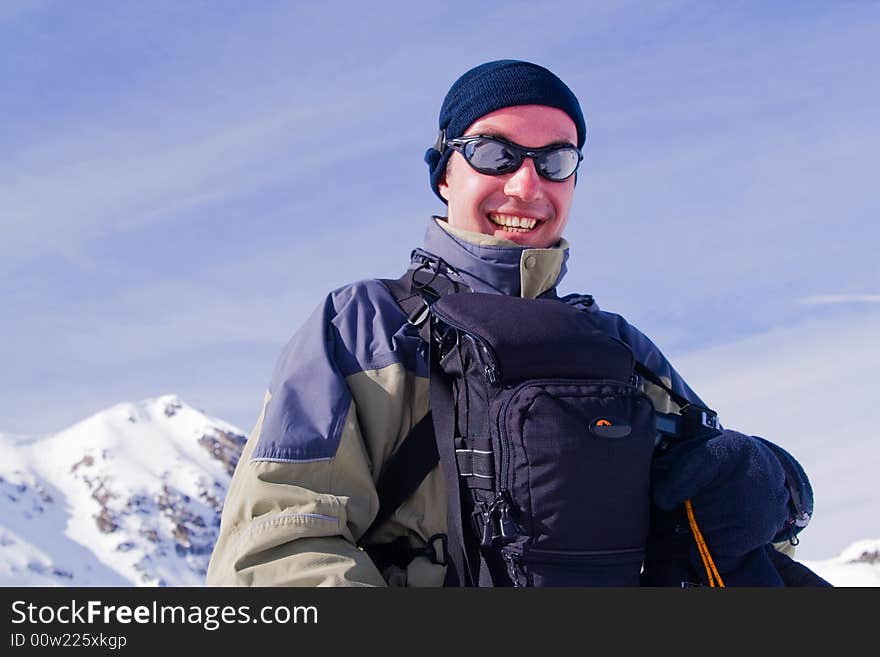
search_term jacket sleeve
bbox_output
[754,437,814,545]
[206,289,390,587]
[591,307,814,547]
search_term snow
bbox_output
[0,395,246,587]
[801,539,880,587]
[1,392,877,586]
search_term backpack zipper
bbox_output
[502,545,645,587]
[430,307,521,550]
[428,308,503,384]
[497,378,591,501]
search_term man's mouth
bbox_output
[487,213,542,233]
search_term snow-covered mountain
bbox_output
[1,394,877,586]
[0,395,246,586]
[801,539,880,587]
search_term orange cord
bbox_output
[685,499,725,588]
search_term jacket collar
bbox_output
[414,216,569,298]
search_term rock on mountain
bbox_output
[0,395,247,586]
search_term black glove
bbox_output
[652,429,791,576]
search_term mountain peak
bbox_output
[1,395,248,586]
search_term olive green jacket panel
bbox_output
[207,365,445,587]
[206,390,387,587]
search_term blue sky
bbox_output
[2,0,878,443]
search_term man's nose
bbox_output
[503,157,543,202]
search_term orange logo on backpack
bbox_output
[589,416,631,438]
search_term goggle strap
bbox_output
[433,128,447,154]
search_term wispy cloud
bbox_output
[801,295,880,305]
[0,84,416,270]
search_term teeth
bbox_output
[489,214,538,230]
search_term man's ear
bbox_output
[438,169,450,202]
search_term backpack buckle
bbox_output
[423,533,448,566]
[407,299,431,327]
[700,410,720,430]
[678,404,722,440]
[364,534,448,571]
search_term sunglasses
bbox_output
[444,134,583,182]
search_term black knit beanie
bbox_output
[425,59,586,203]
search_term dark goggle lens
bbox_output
[535,148,581,181]
[463,139,520,173]
[460,138,580,181]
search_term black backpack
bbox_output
[428,290,659,586]
[360,260,721,586]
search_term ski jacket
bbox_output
[206,217,811,587]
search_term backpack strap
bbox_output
[358,266,479,583]
[371,250,474,490]
[362,411,439,539]
[380,269,430,326]
[355,270,446,575]
[426,342,479,586]
[633,362,721,445]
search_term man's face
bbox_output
[438,104,578,248]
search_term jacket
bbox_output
[206,217,812,586]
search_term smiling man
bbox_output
[207,60,821,588]
[438,104,579,246]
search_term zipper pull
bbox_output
[503,550,527,588]
[468,336,500,384]
[498,497,524,540]
[480,500,501,547]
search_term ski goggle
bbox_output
[444,134,583,182]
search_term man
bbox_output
[206,59,816,587]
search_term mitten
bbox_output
[652,429,791,575]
